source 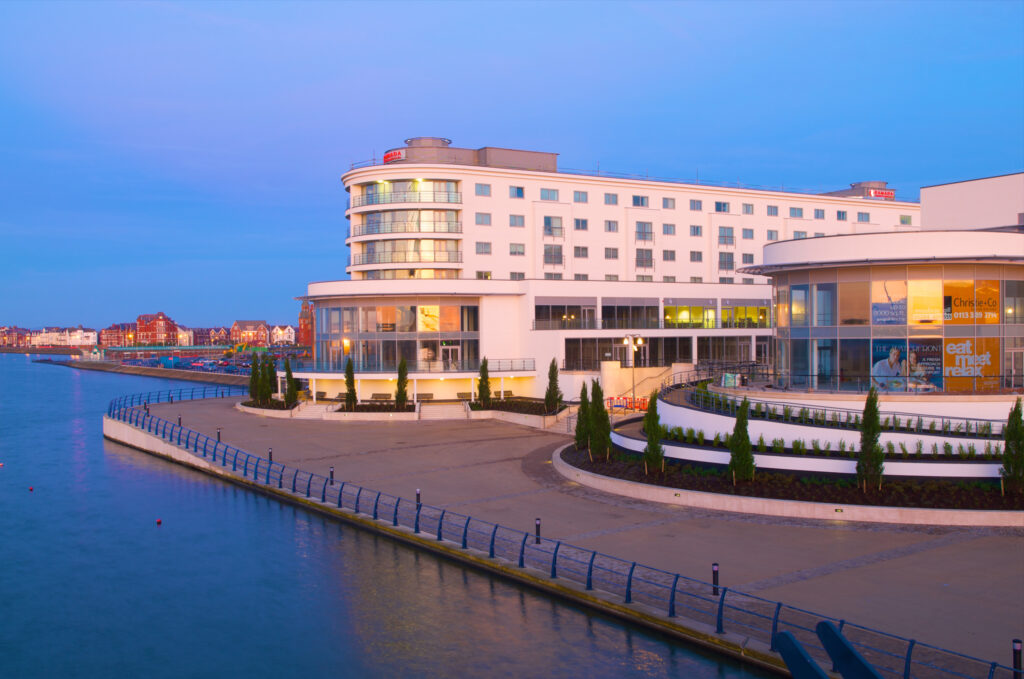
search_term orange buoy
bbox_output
[156,519,162,525]
[29,486,33,492]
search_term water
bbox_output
[0,354,768,678]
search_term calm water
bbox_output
[0,354,768,678]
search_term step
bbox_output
[418,403,467,420]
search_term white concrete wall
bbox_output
[921,173,1024,230]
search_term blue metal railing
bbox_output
[105,388,1015,679]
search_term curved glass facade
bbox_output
[772,264,1024,392]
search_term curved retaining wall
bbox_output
[611,429,1003,479]
[557,444,1023,528]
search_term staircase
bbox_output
[418,402,468,420]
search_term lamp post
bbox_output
[623,334,643,407]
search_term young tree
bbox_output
[642,390,665,475]
[478,357,491,409]
[248,352,259,401]
[544,358,563,413]
[345,357,357,411]
[589,379,611,461]
[1001,397,1024,494]
[728,397,755,484]
[283,357,297,408]
[395,358,408,410]
[262,354,275,405]
[857,387,885,491]
[574,382,591,460]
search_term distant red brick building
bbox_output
[297,300,313,347]
[136,312,177,346]
[230,320,270,347]
[100,322,137,347]
[0,326,31,347]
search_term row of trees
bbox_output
[573,381,612,462]
[248,353,299,408]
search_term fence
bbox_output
[105,387,1017,679]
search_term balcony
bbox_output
[635,257,654,269]
[351,191,462,207]
[350,251,462,266]
[543,227,564,238]
[288,358,535,374]
[532,318,772,330]
[718,236,735,245]
[351,221,461,237]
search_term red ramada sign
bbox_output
[868,189,895,199]
[382,149,406,164]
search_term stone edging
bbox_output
[551,444,1024,528]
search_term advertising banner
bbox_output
[975,280,1000,324]
[943,280,976,324]
[943,337,1000,392]
[871,280,907,325]
[907,339,942,392]
[871,339,907,391]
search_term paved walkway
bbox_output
[147,399,1023,663]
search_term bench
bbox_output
[501,391,514,399]
[315,391,326,400]
[369,392,393,402]
[456,392,472,400]
[416,393,434,401]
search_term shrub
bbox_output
[395,358,409,409]
[728,398,755,483]
[967,443,976,459]
[713,433,721,448]
[1002,398,1024,494]
[916,416,923,432]
[697,430,705,446]
[757,434,766,453]
[811,439,821,454]
[345,357,356,411]
[783,406,792,420]
[929,420,937,432]
[544,359,563,413]
[857,387,884,492]
[685,427,695,444]
[574,382,591,455]
[283,358,297,408]
[589,380,611,461]
[915,440,923,457]
[838,440,847,454]
[248,352,259,401]
[478,358,491,409]
[772,438,785,455]
[931,443,939,455]
[943,441,953,456]
[642,390,665,473]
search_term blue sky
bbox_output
[1,0,1021,329]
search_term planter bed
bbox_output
[469,398,563,416]
[335,403,416,413]
[563,446,1023,511]
[241,399,295,411]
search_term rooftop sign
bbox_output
[382,149,406,164]
[867,188,895,199]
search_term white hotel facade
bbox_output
[298,137,920,401]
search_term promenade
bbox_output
[148,399,1023,664]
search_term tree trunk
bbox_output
[588,448,593,464]
[644,460,648,476]
[732,470,736,487]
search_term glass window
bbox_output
[605,247,618,259]
[767,205,778,216]
[543,244,563,264]
[632,195,649,207]
[790,207,804,218]
[440,306,460,332]
[719,277,734,284]
[543,216,563,236]
[510,272,525,280]
[814,208,825,219]
[476,242,491,255]
[662,249,675,261]
[839,339,870,391]
[900,215,912,225]
[690,250,702,262]
[635,221,653,240]
[637,275,653,282]
[574,274,588,280]
[662,223,676,235]
[908,266,942,325]
[460,306,478,331]
[837,210,847,221]
[839,281,870,325]
[871,277,907,325]
[718,226,734,244]
[743,278,754,284]
[573,191,588,203]
[663,276,676,282]
[790,284,809,326]
[574,246,588,258]
[871,339,908,391]
[475,271,491,280]
[794,231,807,239]
[417,305,439,332]
[662,197,675,209]
[742,203,754,215]
[857,212,870,223]
[742,253,754,264]
[540,188,559,201]
[718,252,734,271]
[742,228,754,240]
[544,272,562,280]
[690,276,702,283]
[635,248,653,267]
[689,199,702,211]
[715,201,729,213]
[574,218,588,231]
[509,186,524,199]
[604,220,618,232]
[606,274,619,281]
[509,214,525,227]
[475,183,491,196]
[690,224,702,236]
[814,282,837,326]
[509,243,525,256]
[475,212,491,225]
[604,193,618,205]
[767,230,778,241]
[814,232,825,238]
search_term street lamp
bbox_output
[623,334,643,407]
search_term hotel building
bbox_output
[297,137,921,401]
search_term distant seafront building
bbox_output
[271,325,296,346]
[100,322,137,347]
[231,320,270,347]
[136,312,177,346]
[293,136,922,401]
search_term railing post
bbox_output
[354,487,363,514]
[550,542,561,578]
[291,468,299,493]
[903,639,916,679]
[437,509,446,541]
[625,562,637,603]
[832,620,846,672]
[373,492,381,520]
[489,524,499,558]
[337,481,346,508]
[586,552,596,590]
[769,602,783,650]
[461,517,470,549]
[321,477,329,502]
[242,454,249,477]
[668,574,679,617]
[716,587,729,633]
[265,461,272,485]
[518,533,529,567]
[392,497,400,526]
[414,502,422,533]
[305,473,312,497]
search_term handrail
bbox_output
[657,371,1007,437]
[106,388,1010,678]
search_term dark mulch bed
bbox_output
[335,403,416,413]
[469,399,564,416]
[562,447,1024,511]
[241,399,294,410]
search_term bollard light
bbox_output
[330,466,335,485]
[178,415,182,426]
[1013,639,1022,678]
[268,448,273,463]
[535,517,541,544]
[216,427,221,441]
[416,488,421,506]
[712,562,720,595]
